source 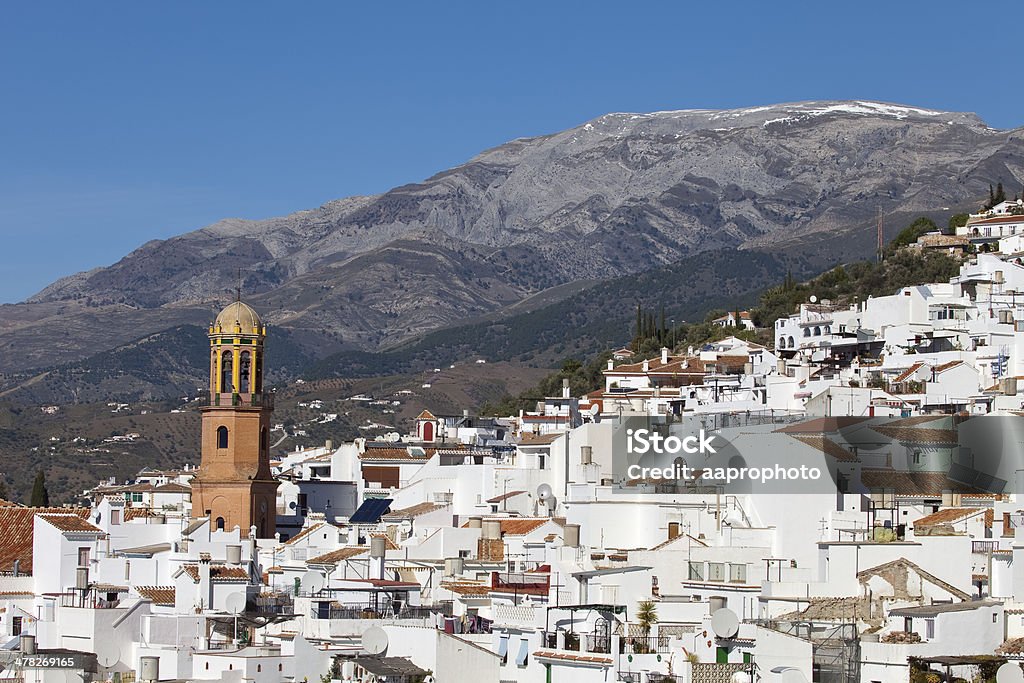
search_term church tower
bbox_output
[190,300,278,538]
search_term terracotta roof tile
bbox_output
[789,435,858,462]
[382,502,449,520]
[136,586,176,606]
[177,564,250,583]
[307,547,369,564]
[440,582,491,597]
[913,507,990,527]
[533,650,612,665]
[460,518,550,536]
[38,514,103,533]
[0,507,91,574]
[893,363,925,383]
[486,491,527,504]
[872,426,959,445]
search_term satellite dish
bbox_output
[997,663,1024,683]
[361,626,389,655]
[95,641,121,668]
[781,669,808,683]
[536,484,553,503]
[301,570,325,594]
[710,607,739,639]
[809,295,818,303]
[225,591,247,615]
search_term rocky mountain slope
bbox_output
[3,100,1022,381]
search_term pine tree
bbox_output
[989,184,996,209]
[996,182,1006,205]
[30,470,48,507]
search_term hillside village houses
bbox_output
[12,248,1024,682]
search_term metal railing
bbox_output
[310,604,451,621]
[211,392,273,409]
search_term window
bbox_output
[110,509,121,525]
[78,547,91,567]
[12,617,22,636]
[216,517,225,531]
[925,619,935,639]
[729,563,747,583]
[130,492,144,504]
[217,426,229,449]
[688,561,704,581]
[708,562,725,582]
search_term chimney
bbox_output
[580,446,593,465]
[198,553,212,609]
[563,524,580,548]
[608,359,614,371]
[562,379,570,398]
[20,634,35,655]
[325,439,333,450]
[661,347,669,364]
[642,359,650,373]
[12,559,20,577]
[369,536,387,580]
[226,545,242,566]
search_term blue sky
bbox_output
[1,1,1020,302]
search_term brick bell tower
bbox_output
[190,300,278,538]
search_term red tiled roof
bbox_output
[789,435,858,462]
[486,491,527,504]
[283,522,340,546]
[533,650,612,665]
[914,507,991,527]
[775,417,873,434]
[859,469,985,496]
[872,426,959,445]
[38,514,103,533]
[360,447,436,461]
[460,518,550,536]
[415,410,437,420]
[382,502,449,520]
[307,547,369,564]
[441,582,490,596]
[0,507,91,574]
[893,363,925,383]
[177,564,250,583]
[137,586,176,606]
[968,214,1024,226]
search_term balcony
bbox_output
[310,603,452,621]
[210,392,274,409]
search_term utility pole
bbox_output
[876,208,884,262]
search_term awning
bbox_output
[497,634,509,659]
[515,638,529,666]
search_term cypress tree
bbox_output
[30,470,48,507]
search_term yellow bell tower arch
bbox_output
[190,300,278,538]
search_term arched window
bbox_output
[239,351,251,393]
[778,337,785,349]
[814,326,821,336]
[216,517,225,531]
[803,328,811,337]
[220,350,233,393]
[217,426,229,449]
[254,351,263,393]
[788,336,795,347]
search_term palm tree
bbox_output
[636,599,658,637]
